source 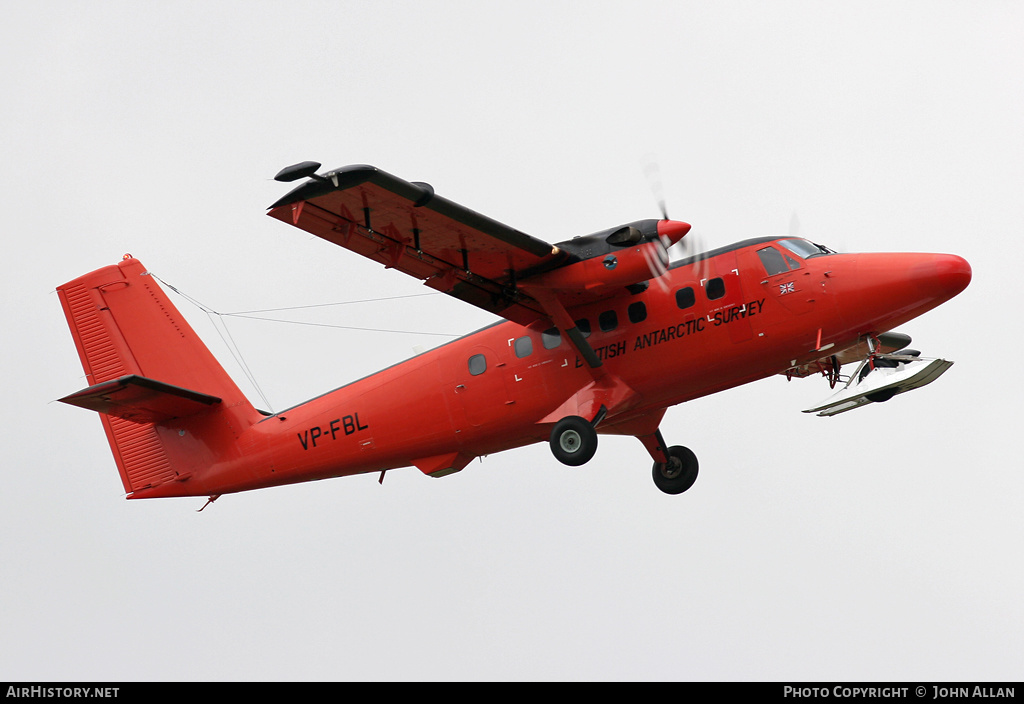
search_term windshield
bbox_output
[777,238,836,259]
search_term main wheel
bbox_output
[652,445,699,495]
[550,415,598,466]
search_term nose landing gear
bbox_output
[638,429,699,495]
[652,445,699,495]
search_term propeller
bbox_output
[641,156,708,285]
[644,232,672,291]
[674,223,708,280]
[641,154,670,221]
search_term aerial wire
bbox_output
[149,274,464,411]
[149,274,276,412]
[225,292,439,315]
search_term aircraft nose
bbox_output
[934,253,972,297]
[836,251,970,334]
[908,253,972,302]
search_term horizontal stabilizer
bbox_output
[59,374,222,424]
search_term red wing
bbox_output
[267,164,566,325]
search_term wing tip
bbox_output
[267,163,381,210]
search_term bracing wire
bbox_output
[225,292,438,315]
[222,313,459,337]
[150,274,276,412]
[148,274,464,411]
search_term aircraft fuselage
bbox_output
[129,236,970,498]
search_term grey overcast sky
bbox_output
[2,0,1022,681]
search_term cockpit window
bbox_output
[778,238,835,259]
[756,247,790,276]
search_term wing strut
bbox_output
[522,286,602,370]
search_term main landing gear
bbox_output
[548,417,699,495]
[549,415,598,467]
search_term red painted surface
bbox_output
[57,165,971,500]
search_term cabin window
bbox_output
[706,277,726,300]
[599,310,618,332]
[468,354,487,376]
[514,336,533,358]
[542,327,561,350]
[756,247,789,276]
[785,254,801,270]
[628,301,647,323]
[675,286,695,310]
[575,319,591,338]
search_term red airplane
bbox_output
[57,162,971,502]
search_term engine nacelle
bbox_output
[522,218,691,295]
[522,240,668,294]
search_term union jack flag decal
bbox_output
[779,282,795,294]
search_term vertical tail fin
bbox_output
[58,256,260,497]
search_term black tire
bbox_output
[550,415,598,466]
[652,445,699,495]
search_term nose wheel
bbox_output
[636,429,699,494]
[652,445,699,495]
